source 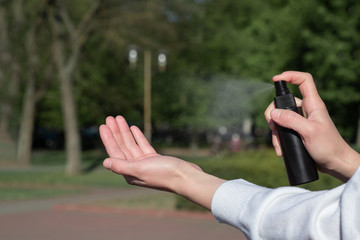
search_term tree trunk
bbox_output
[0,0,23,162]
[17,78,36,165]
[0,4,16,142]
[60,71,82,175]
[16,19,42,165]
[51,33,82,175]
[0,63,20,162]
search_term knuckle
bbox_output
[133,164,147,177]
[317,100,327,111]
[304,72,313,80]
[280,110,297,124]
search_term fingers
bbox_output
[99,124,127,159]
[102,115,156,160]
[130,125,156,155]
[266,108,311,157]
[115,116,144,158]
[264,98,302,124]
[105,116,136,159]
[272,128,282,157]
[103,158,134,176]
[264,99,302,156]
[271,109,313,139]
[265,102,281,156]
[272,71,318,99]
[272,71,326,113]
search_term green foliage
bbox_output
[176,149,343,211]
[37,83,63,129]
[153,72,214,129]
[76,36,144,126]
[9,0,360,150]
[298,0,360,140]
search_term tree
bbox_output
[17,7,53,165]
[48,0,104,175]
[0,0,25,161]
[91,0,197,141]
[0,0,54,165]
[154,0,298,142]
[298,0,360,143]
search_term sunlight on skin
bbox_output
[99,116,225,210]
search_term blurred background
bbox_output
[0,0,359,239]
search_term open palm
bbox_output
[99,116,202,192]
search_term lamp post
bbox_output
[129,47,166,143]
[143,49,152,142]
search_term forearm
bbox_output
[175,166,226,210]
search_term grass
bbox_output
[80,193,176,211]
[0,185,85,201]
[0,149,131,201]
[0,169,129,188]
[0,149,130,187]
[0,168,131,201]
[0,148,345,210]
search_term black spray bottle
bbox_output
[274,81,319,185]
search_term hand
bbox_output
[99,116,225,209]
[265,71,360,182]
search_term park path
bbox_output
[0,187,246,240]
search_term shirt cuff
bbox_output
[211,179,269,234]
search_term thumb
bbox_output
[103,158,134,175]
[271,109,311,136]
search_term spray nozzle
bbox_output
[275,81,290,96]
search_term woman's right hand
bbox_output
[264,71,360,182]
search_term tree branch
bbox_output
[35,63,53,102]
[57,3,76,42]
[12,0,24,25]
[65,0,104,74]
[77,0,104,44]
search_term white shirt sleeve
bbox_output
[211,167,360,240]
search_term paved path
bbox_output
[0,188,159,215]
[0,188,246,240]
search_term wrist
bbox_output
[332,145,360,182]
[341,147,360,181]
[176,166,226,210]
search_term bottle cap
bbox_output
[275,81,290,96]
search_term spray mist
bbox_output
[274,81,319,185]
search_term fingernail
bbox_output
[272,74,282,80]
[268,120,275,130]
[103,158,112,170]
[275,146,281,156]
[273,74,280,79]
